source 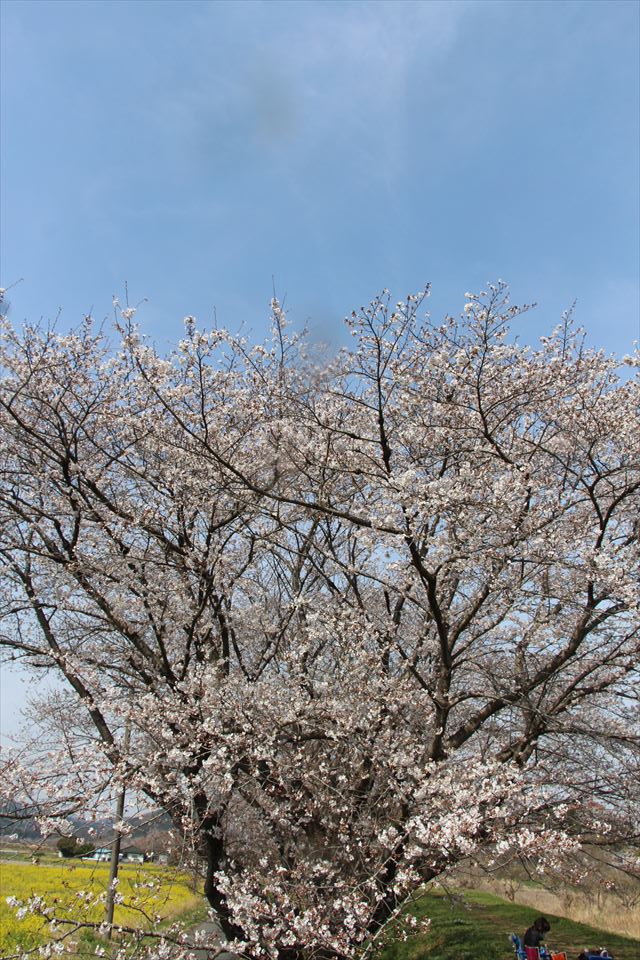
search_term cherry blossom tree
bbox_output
[1,283,638,959]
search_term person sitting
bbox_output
[524,917,551,950]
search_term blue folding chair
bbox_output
[511,934,526,959]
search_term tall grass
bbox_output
[466,877,640,940]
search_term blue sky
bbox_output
[1,0,639,736]
[2,0,639,351]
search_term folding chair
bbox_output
[510,934,526,959]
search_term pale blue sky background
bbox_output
[1,0,639,737]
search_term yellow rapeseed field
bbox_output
[0,859,205,957]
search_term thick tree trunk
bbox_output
[200,823,247,942]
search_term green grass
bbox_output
[378,888,640,960]
[3,863,638,960]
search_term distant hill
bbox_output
[1,805,174,845]
[0,800,43,839]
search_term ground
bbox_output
[378,888,640,960]
[1,857,638,960]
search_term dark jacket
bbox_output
[523,925,545,947]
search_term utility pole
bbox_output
[104,720,131,939]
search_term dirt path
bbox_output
[187,919,238,960]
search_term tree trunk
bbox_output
[201,821,247,943]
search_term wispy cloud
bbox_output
[158,1,473,192]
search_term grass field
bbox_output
[466,876,640,942]
[378,887,640,960]
[2,863,639,960]
[0,859,206,957]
